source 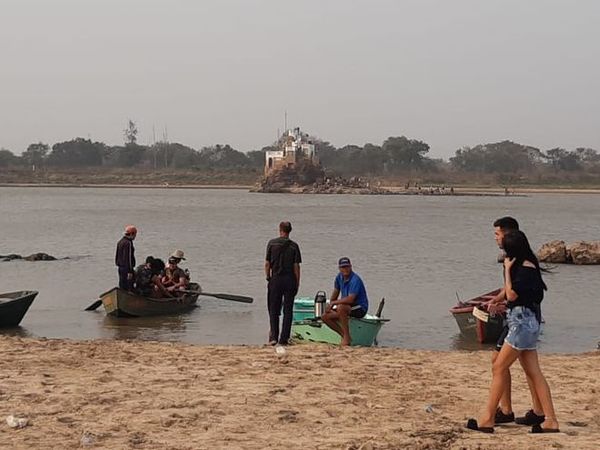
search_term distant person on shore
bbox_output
[321,258,369,346]
[115,225,137,291]
[467,230,559,434]
[265,221,302,346]
[486,217,544,426]
[162,250,190,293]
[135,257,171,298]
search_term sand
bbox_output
[0,337,598,449]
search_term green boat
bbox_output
[291,297,389,346]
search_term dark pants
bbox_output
[118,266,133,291]
[267,275,297,344]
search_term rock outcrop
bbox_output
[566,241,600,265]
[537,241,600,265]
[0,253,57,262]
[537,240,568,263]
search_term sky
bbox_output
[1,0,599,158]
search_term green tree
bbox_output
[382,136,430,171]
[22,142,49,168]
[198,145,250,168]
[0,149,21,167]
[545,148,581,171]
[123,120,138,145]
[47,138,105,167]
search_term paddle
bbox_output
[85,299,102,311]
[180,290,253,304]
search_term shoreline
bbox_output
[2,182,600,194]
[0,336,597,449]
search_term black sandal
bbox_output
[494,407,515,424]
[516,409,545,426]
[466,418,494,434]
[531,424,560,433]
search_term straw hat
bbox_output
[170,250,186,260]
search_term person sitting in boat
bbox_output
[162,250,190,293]
[135,257,172,298]
[321,257,369,346]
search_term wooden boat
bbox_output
[0,291,38,327]
[99,283,200,317]
[291,297,389,347]
[449,289,505,344]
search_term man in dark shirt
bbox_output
[115,225,137,290]
[264,221,302,345]
[486,217,543,426]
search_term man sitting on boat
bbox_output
[134,257,172,298]
[321,257,369,346]
[162,250,190,293]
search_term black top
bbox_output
[115,236,136,271]
[134,264,154,296]
[509,265,544,312]
[266,237,302,277]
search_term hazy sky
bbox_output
[1,0,599,158]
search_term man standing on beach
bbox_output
[115,225,137,291]
[486,217,544,426]
[265,221,302,345]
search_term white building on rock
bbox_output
[264,128,318,177]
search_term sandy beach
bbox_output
[0,337,597,449]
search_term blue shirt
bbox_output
[334,272,368,312]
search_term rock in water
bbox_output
[23,252,57,261]
[538,240,567,263]
[567,241,600,265]
[0,254,23,262]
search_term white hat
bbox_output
[170,250,186,260]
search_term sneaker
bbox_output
[268,340,277,346]
[515,409,545,426]
[494,407,515,424]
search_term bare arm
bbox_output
[265,261,271,280]
[504,260,518,302]
[153,276,173,297]
[330,287,340,302]
[489,288,506,304]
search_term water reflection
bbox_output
[101,313,189,341]
[450,332,495,351]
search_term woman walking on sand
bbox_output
[466,229,560,434]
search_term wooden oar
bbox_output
[85,299,102,311]
[180,290,253,304]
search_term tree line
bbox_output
[1,126,599,181]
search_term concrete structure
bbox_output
[264,128,318,177]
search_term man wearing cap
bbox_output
[321,257,369,346]
[115,225,137,290]
[265,221,302,345]
[162,250,190,293]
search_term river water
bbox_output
[1,187,598,352]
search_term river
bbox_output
[1,187,599,352]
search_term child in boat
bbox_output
[135,257,171,298]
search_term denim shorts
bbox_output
[504,306,540,351]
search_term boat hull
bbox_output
[100,283,200,317]
[450,289,505,344]
[0,291,38,327]
[292,316,387,346]
[292,297,388,346]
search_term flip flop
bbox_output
[531,424,560,433]
[466,418,494,434]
